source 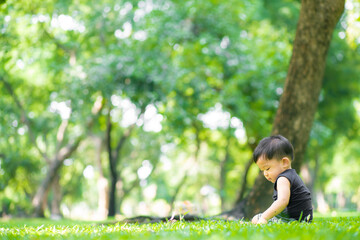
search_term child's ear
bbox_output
[281,157,291,168]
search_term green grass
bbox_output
[1,216,359,240]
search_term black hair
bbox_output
[253,135,294,163]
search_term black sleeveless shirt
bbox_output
[273,169,313,222]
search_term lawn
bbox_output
[1,214,359,240]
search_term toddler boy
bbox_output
[251,135,313,224]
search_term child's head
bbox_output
[253,135,294,183]
[253,135,294,163]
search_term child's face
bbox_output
[256,156,289,183]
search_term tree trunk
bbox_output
[169,123,201,213]
[234,138,258,204]
[106,108,117,217]
[108,175,118,217]
[219,135,231,212]
[271,0,345,171]
[169,174,189,213]
[32,97,104,217]
[50,173,62,219]
[229,0,345,220]
[106,106,136,217]
[235,157,254,204]
[32,139,82,217]
[94,136,109,219]
[118,177,140,214]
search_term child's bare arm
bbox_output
[256,177,290,224]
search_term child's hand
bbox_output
[257,217,268,224]
[251,214,268,224]
[251,215,259,224]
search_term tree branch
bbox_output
[55,119,69,154]
[0,76,50,162]
[32,96,104,216]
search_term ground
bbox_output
[0,212,359,239]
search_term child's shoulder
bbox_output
[278,169,299,183]
[279,168,296,177]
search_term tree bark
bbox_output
[230,0,345,220]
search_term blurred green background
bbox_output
[0,0,359,220]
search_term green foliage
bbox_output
[0,217,360,239]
